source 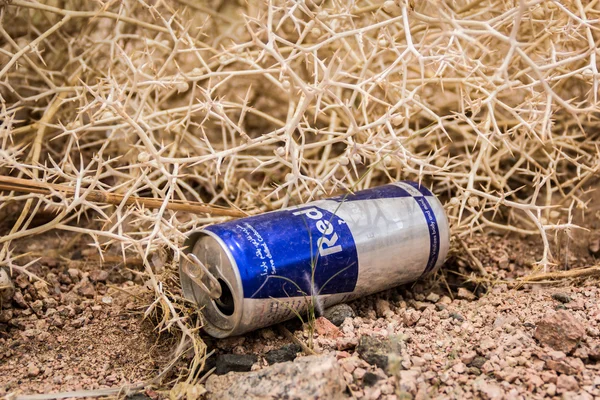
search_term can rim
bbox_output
[180,229,244,338]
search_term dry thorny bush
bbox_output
[0,0,599,386]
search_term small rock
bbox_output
[589,237,600,257]
[101,296,113,305]
[552,293,571,303]
[27,363,40,377]
[556,375,578,393]
[0,309,13,323]
[534,310,585,353]
[71,317,86,328]
[15,274,29,289]
[323,304,355,327]
[31,299,44,315]
[12,291,28,308]
[67,268,81,281]
[0,269,15,303]
[33,281,49,298]
[126,394,152,400]
[589,343,600,361]
[461,351,477,365]
[314,317,342,338]
[457,288,476,301]
[403,309,421,326]
[425,293,440,303]
[356,335,401,371]
[264,344,302,365]
[215,354,258,375]
[375,299,392,317]
[353,367,366,380]
[469,356,487,369]
[438,296,452,305]
[546,383,557,396]
[259,328,276,340]
[453,362,466,374]
[44,298,58,309]
[399,370,419,393]
[449,312,465,322]
[363,372,381,387]
[473,379,504,400]
[205,355,346,400]
[78,282,96,298]
[89,270,109,282]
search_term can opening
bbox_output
[214,278,235,316]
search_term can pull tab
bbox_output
[182,253,222,300]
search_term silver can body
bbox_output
[180,181,450,338]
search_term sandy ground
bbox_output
[1,198,599,399]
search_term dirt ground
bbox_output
[1,195,599,399]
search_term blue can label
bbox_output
[205,207,359,299]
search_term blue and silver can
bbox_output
[180,181,450,338]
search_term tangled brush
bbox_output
[1,0,599,387]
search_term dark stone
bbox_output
[357,335,401,372]
[551,293,571,303]
[589,344,600,361]
[589,238,600,257]
[215,354,258,375]
[126,394,151,400]
[435,304,447,311]
[449,312,464,322]
[322,303,355,327]
[554,304,567,310]
[523,322,536,329]
[469,356,486,369]
[265,344,302,365]
[363,372,381,386]
[469,367,482,375]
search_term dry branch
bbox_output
[0,176,245,217]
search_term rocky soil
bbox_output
[1,224,599,399]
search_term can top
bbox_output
[180,231,242,337]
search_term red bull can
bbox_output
[180,181,450,338]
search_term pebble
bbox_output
[457,288,476,301]
[556,375,579,393]
[356,335,401,371]
[398,370,419,393]
[534,310,585,353]
[67,268,81,281]
[449,312,465,322]
[0,269,15,303]
[0,309,13,323]
[314,317,342,338]
[264,344,302,365]
[353,367,366,380]
[473,379,504,400]
[205,355,346,399]
[588,237,600,257]
[403,309,421,326]
[215,354,258,375]
[322,304,355,327]
[362,372,381,387]
[27,363,41,377]
[31,299,44,315]
[89,270,109,282]
[78,282,96,298]
[375,299,392,318]
[426,293,440,303]
[470,356,487,369]
[12,291,28,308]
[551,293,571,303]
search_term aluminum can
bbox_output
[180,181,450,338]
